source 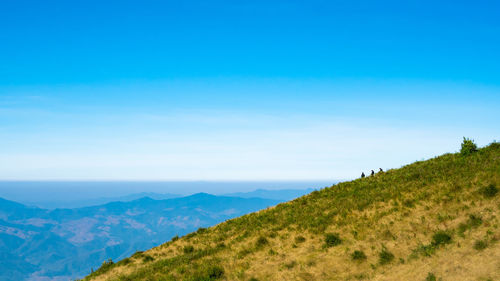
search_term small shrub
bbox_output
[473,240,488,250]
[142,255,154,263]
[91,259,114,276]
[235,231,250,242]
[457,223,467,236]
[256,236,269,248]
[351,250,367,261]
[171,235,179,242]
[354,273,368,279]
[237,248,252,258]
[325,233,342,247]
[431,231,452,246]
[425,272,437,281]
[206,265,224,279]
[183,245,195,254]
[458,214,483,235]
[131,251,144,258]
[480,184,498,198]
[117,258,131,266]
[460,137,477,156]
[378,249,394,265]
[403,199,415,208]
[468,214,483,227]
[249,278,259,281]
[412,244,436,257]
[294,236,306,243]
[197,227,207,234]
[190,265,224,281]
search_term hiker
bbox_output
[371,170,375,176]
[361,172,365,178]
[379,168,383,172]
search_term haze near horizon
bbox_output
[1,0,499,181]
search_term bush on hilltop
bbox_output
[460,137,477,156]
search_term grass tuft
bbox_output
[425,272,437,281]
[480,184,498,198]
[473,240,488,251]
[183,245,195,254]
[431,231,452,247]
[142,255,154,263]
[256,236,269,248]
[294,235,306,244]
[351,250,367,261]
[378,248,394,265]
[324,233,342,247]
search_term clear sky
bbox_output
[0,0,499,181]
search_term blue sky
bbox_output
[0,0,499,180]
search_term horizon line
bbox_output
[0,179,343,182]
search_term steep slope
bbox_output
[83,143,500,281]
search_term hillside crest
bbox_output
[83,142,500,281]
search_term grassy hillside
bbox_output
[82,142,500,281]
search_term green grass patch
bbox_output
[473,240,488,251]
[480,184,498,198]
[378,248,394,265]
[324,233,342,247]
[255,236,269,248]
[431,231,452,246]
[142,255,154,263]
[188,264,224,281]
[183,245,195,254]
[425,272,437,281]
[351,250,367,261]
[458,214,482,236]
[294,235,306,243]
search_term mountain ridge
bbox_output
[0,193,283,280]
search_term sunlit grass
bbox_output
[81,142,500,281]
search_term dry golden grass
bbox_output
[82,142,500,281]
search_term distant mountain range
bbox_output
[0,192,292,281]
[17,188,318,209]
[21,192,181,209]
[0,181,332,209]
